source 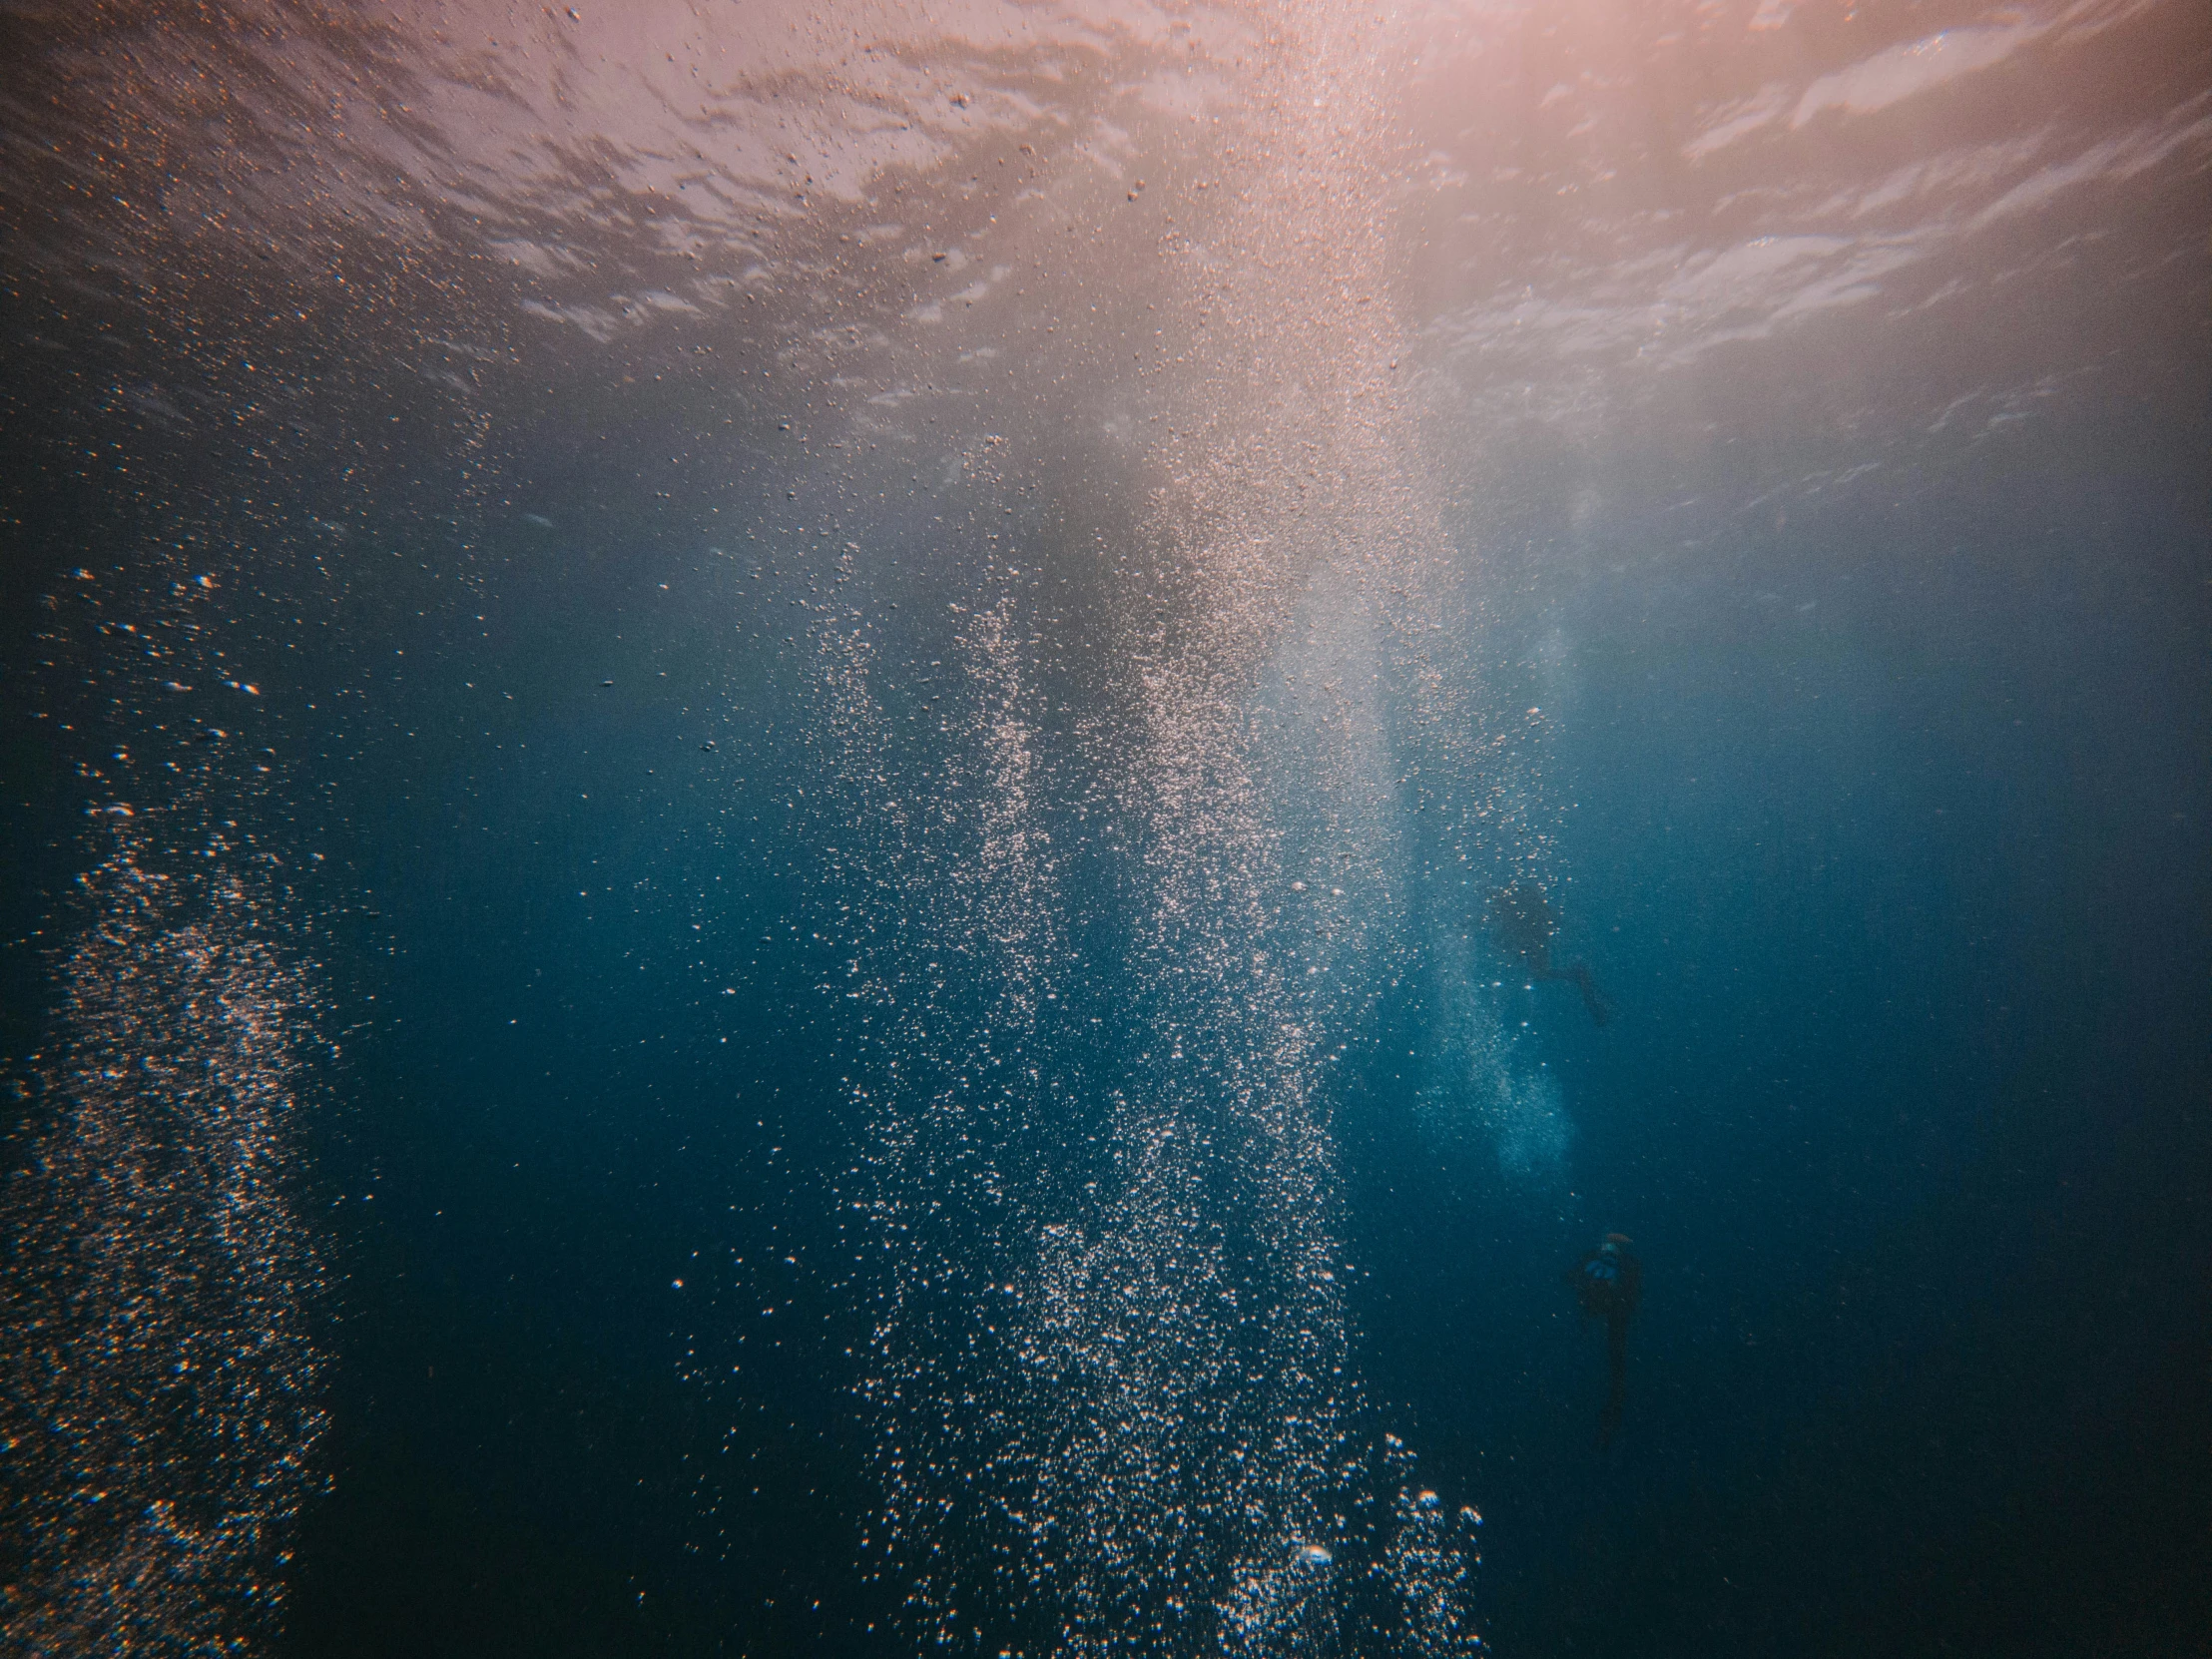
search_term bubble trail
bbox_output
[1,823,328,1655]
[1415,922,1572,1183]
[766,3,1515,1648]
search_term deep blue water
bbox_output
[3,2,2208,1655]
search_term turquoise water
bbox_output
[2,2,2206,1654]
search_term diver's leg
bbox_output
[1570,962,1611,1027]
[1599,1315,1628,1447]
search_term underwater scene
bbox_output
[1,1,2206,1654]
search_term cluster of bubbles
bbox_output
[2,582,326,1654]
[761,5,1523,1652]
[1415,924,1572,1183]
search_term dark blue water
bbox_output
[3,2,2207,1655]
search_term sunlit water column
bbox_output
[1074,3,1488,1652]
[804,0,1493,1650]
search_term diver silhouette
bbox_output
[1566,1233,1641,1449]
[1487,877,1611,1026]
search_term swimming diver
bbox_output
[1487,877,1611,1026]
[1566,1234,1642,1449]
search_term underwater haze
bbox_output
[2,0,2207,1654]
